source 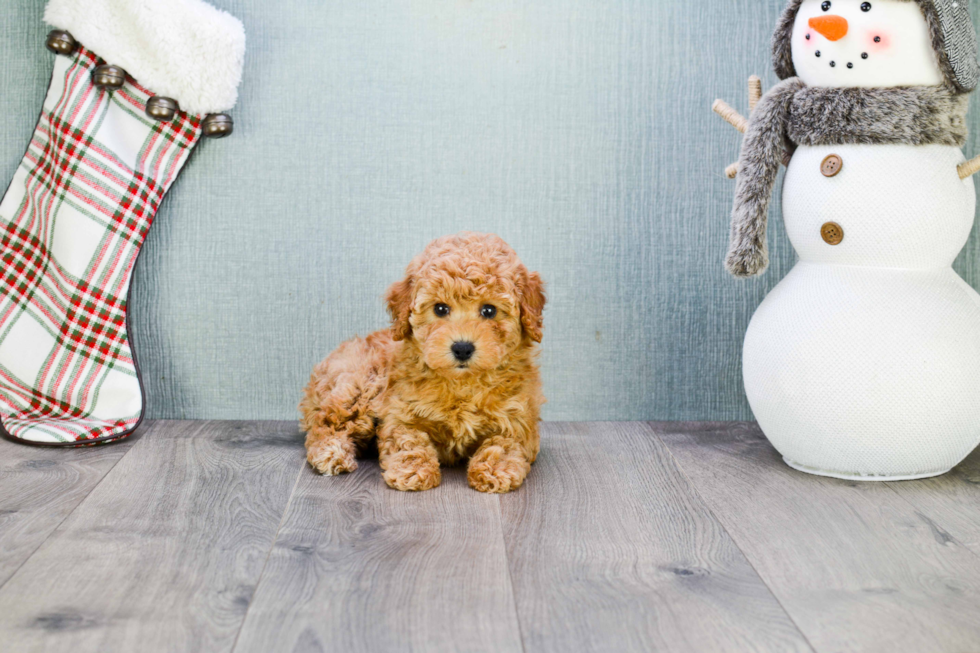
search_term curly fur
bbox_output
[300,233,546,493]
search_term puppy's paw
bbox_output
[307,439,358,476]
[468,446,530,494]
[382,450,441,491]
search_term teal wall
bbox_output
[3,0,980,421]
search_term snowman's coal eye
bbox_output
[821,1,831,11]
[861,2,872,11]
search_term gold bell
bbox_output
[202,114,234,138]
[45,30,76,56]
[92,65,127,89]
[146,97,179,122]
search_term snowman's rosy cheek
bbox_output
[867,31,890,50]
[803,31,816,47]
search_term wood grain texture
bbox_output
[658,422,980,653]
[500,422,813,653]
[0,421,303,653]
[0,434,133,588]
[884,448,980,557]
[233,461,523,653]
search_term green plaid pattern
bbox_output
[0,45,203,445]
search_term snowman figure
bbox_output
[715,0,980,480]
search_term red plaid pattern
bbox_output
[0,45,203,444]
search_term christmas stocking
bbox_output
[0,0,245,445]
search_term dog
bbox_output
[300,232,546,493]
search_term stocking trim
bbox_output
[44,0,245,114]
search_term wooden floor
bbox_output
[1,422,979,653]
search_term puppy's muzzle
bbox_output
[451,341,476,362]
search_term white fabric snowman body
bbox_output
[731,0,980,479]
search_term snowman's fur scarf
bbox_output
[787,84,969,146]
[727,79,968,277]
[773,0,975,93]
[728,78,806,277]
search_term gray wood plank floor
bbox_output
[500,422,811,653]
[234,460,523,653]
[0,436,132,587]
[657,422,980,653]
[1,420,978,653]
[0,422,303,653]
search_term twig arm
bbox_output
[716,75,768,178]
[712,99,748,134]
[748,75,762,112]
[958,155,980,180]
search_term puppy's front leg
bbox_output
[378,422,442,492]
[306,427,359,476]
[468,435,533,494]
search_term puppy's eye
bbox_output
[821,1,831,10]
[861,2,871,11]
[480,305,497,319]
[434,303,451,317]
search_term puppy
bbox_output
[300,232,546,493]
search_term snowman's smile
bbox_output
[813,45,867,71]
[811,35,870,71]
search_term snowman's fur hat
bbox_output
[773,0,980,92]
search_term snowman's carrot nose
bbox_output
[809,15,849,41]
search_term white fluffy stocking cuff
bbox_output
[44,0,245,114]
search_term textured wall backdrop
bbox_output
[3,0,980,421]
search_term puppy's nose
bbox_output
[451,341,476,362]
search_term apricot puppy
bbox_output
[300,232,546,493]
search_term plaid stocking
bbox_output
[0,1,244,446]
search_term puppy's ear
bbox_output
[386,277,414,341]
[519,269,546,343]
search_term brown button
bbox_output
[821,154,843,177]
[821,222,844,245]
